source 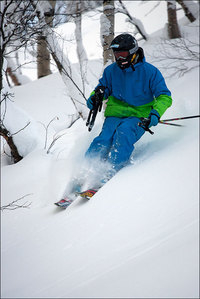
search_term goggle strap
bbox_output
[129,45,138,54]
[131,53,137,63]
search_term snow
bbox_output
[1,2,199,299]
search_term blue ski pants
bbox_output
[85,116,145,171]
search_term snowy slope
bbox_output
[1,5,199,299]
[1,65,199,298]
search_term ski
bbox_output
[75,189,98,200]
[54,197,75,209]
[55,188,99,209]
[54,183,82,209]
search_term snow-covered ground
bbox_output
[1,2,199,298]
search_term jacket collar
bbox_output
[122,56,146,72]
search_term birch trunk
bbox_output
[167,1,181,39]
[101,0,115,66]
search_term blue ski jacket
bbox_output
[94,53,172,118]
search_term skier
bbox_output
[85,33,172,187]
[55,33,173,207]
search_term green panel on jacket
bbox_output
[104,95,172,118]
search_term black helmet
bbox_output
[110,33,139,69]
[110,33,138,52]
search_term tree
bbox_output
[0,0,90,163]
[37,35,52,79]
[74,0,88,94]
[167,1,181,39]
[37,0,55,79]
[0,0,49,162]
[101,0,115,66]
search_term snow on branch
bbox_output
[117,0,148,41]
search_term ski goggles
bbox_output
[114,51,129,60]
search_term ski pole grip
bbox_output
[86,86,106,132]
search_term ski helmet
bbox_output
[110,34,139,69]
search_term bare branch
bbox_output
[46,114,80,154]
[149,36,199,77]
[38,116,59,150]
[12,121,31,136]
[0,194,33,211]
[144,2,161,17]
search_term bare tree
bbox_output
[0,0,91,162]
[0,1,57,162]
[0,1,52,92]
[149,37,199,77]
[167,1,181,39]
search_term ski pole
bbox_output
[87,101,103,132]
[86,86,106,132]
[159,122,183,127]
[160,115,200,123]
[139,114,199,134]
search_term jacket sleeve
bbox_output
[95,66,112,99]
[153,94,172,117]
[150,67,172,117]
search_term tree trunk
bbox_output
[37,36,52,79]
[101,0,115,66]
[6,67,21,86]
[37,0,56,79]
[0,48,3,93]
[75,1,88,94]
[167,1,181,39]
[0,125,23,163]
[176,0,196,22]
